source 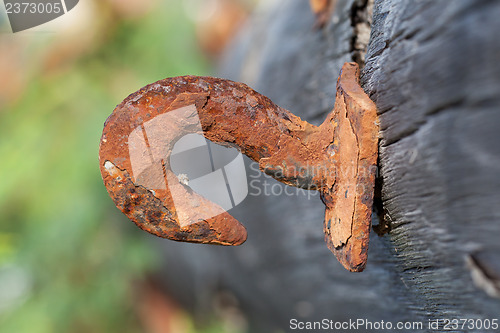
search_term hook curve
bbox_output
[99,62,378,271]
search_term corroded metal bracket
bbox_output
[99,62,378,272]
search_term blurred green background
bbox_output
[0,0,250,332]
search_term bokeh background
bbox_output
[0,0,254,332]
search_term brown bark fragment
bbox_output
[309,0,337,28]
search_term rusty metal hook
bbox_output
[99,62,378,272]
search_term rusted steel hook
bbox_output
[99,62,378,272]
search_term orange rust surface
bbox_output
[99,62,378,272]
[322,63,379,271]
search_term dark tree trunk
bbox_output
[155,0,500,331]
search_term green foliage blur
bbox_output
[0,1,220,332]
